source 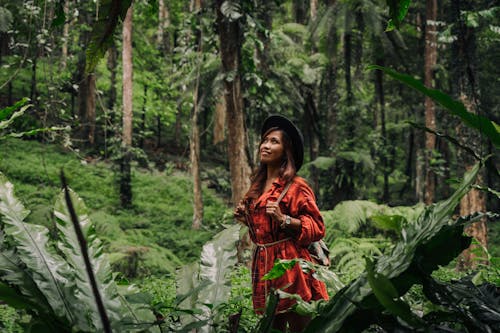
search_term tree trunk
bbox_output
[106,44,118,117]
[140,85,147,149]
[120,5,133,208]
[61,0,69,70]
[191,0,204,230]
[450,0,488,270]
[86,73,96,145]
[375,57,389,202]
[310,0,318,21]
[423,0,438,204]
[191,91,203,229]
[216,0,251,205]
[30,54,37,105]
[293,0,308,24]
[157,0,171,54]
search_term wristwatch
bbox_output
[281,215,291,229]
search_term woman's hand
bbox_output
[266,201,285,224]
[234,200,247,223]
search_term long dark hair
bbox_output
[245,127,296,200]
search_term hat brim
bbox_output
[261,115,304,172]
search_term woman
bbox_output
[234,115,328,332]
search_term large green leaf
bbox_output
[197,223,239,332]
[0,174,77,325]
[85,0,132,73]
[304,162,482,332]
[368,65,500,148]
[176,224,240,332]
[54,189,125,330]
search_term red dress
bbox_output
[246,176,329,314]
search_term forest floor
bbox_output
[0,137,231,277]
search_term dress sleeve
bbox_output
[291,182,325,246]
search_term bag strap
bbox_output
[276,181,292,205]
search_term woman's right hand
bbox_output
[234,200,247,223]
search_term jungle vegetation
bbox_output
[0,0,499,332]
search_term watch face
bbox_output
[286,215,291,225]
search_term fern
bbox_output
[305,162,483,332]
[321,200,424,243]
[330,237,388,283]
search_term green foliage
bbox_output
[85,0,133,73]
[321,199,424,242]
[0,173,158,332]
[0,304,23,333]
[304,162,487,332]
[330,237,389,283]
[176,223,240,332]
[386,0,411,31]
[369,65,500,148]
[0,138,228,276]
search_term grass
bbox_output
[0,137,229,276]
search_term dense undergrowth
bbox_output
[0,137,498,332]
[0,137,228,277]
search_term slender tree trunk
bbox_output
[139,85,147,149]
[157,0,171,54]
[375,57,389,202]
[30,54,37,104]
[191,92,203,229]
[344,32,353,106]
[86,73,96,145]
[423,0,438,204]
[216,0,251,205]
[310,0,318,21]
[191,0,204,230]
[106,44,118,117]
[61,0,69,70]
[120,5,133,208]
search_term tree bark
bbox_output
[191,0,204,230]
[423,0,438,204]
[120,5,133,208]
[450,0,488,270]
[61,0,69,70]
[375,57,389,202]
[191,91,203,229]
[86,73,96,145]
[157,0,171,54]
[310,0,318,21]
[139,85,147,149]
[216,0,251,205]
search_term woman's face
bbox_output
[260,130,285,166]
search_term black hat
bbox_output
[261,115,304,171]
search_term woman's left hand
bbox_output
[266,200,284,224]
